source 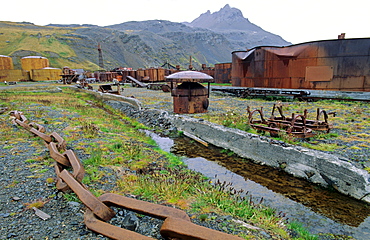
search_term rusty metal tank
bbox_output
[145,68,157,82]
[231,38,370,92]
[166,71,214,114]
[136,69,146,81]
[157,68,165,81]
[31,67,62,81]
[0,70,30,82]
[21,56,49,71]
[0,55,13,70]
[215,63,231,83]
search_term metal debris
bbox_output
[247,104,333,138]
[32,207,51,221]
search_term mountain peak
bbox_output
[190,4,259,32]
[222,4,231,10]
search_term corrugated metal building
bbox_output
[231,38,370,91]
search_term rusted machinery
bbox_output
[10,110,244,240]
[247,104,333,138]
[166,71,214,114]
[98,84,123,95]
[61,67,80,84]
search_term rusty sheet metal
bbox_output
[166,70,214,83]
[167,71,213,114]
[172,82,209,114]
[214,63,232,83]
[232,38,370,91]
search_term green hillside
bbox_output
[0,21,232,71]
[0,21,99,71]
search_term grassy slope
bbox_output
[0,21,99,71]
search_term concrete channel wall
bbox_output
[171,115,370,203]
[72,88,370,204]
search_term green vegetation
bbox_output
[197,99,370,154]
[288,222,318,240]
[0,85,331,239]
[0,21,99,70]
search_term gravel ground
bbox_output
[0,89,270,240]
[1,83,369,239]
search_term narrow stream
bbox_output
[146,131,370,239]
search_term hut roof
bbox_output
[166,70,214,83]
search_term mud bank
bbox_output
[76,88,370,204]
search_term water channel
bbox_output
[146,131,370,240]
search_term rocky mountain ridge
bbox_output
[1,4,290,71]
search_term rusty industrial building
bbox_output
[231,38,370,92]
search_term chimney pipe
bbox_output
[338,33,345,39]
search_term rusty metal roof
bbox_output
[166,70,214,83]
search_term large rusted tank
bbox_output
[21,56,49,71]
[31,67,62,81]
[145,68,157,82]
[215,63,231,83]
[94,72,114,82]
[136,69,146,81]
[128,70,137,79]
[0,70,30,82]
[157,68,165,81]
[231,38,370,91]
[0,55,13,70]
[166,71,214,114]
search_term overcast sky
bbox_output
[2,0,369,44]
